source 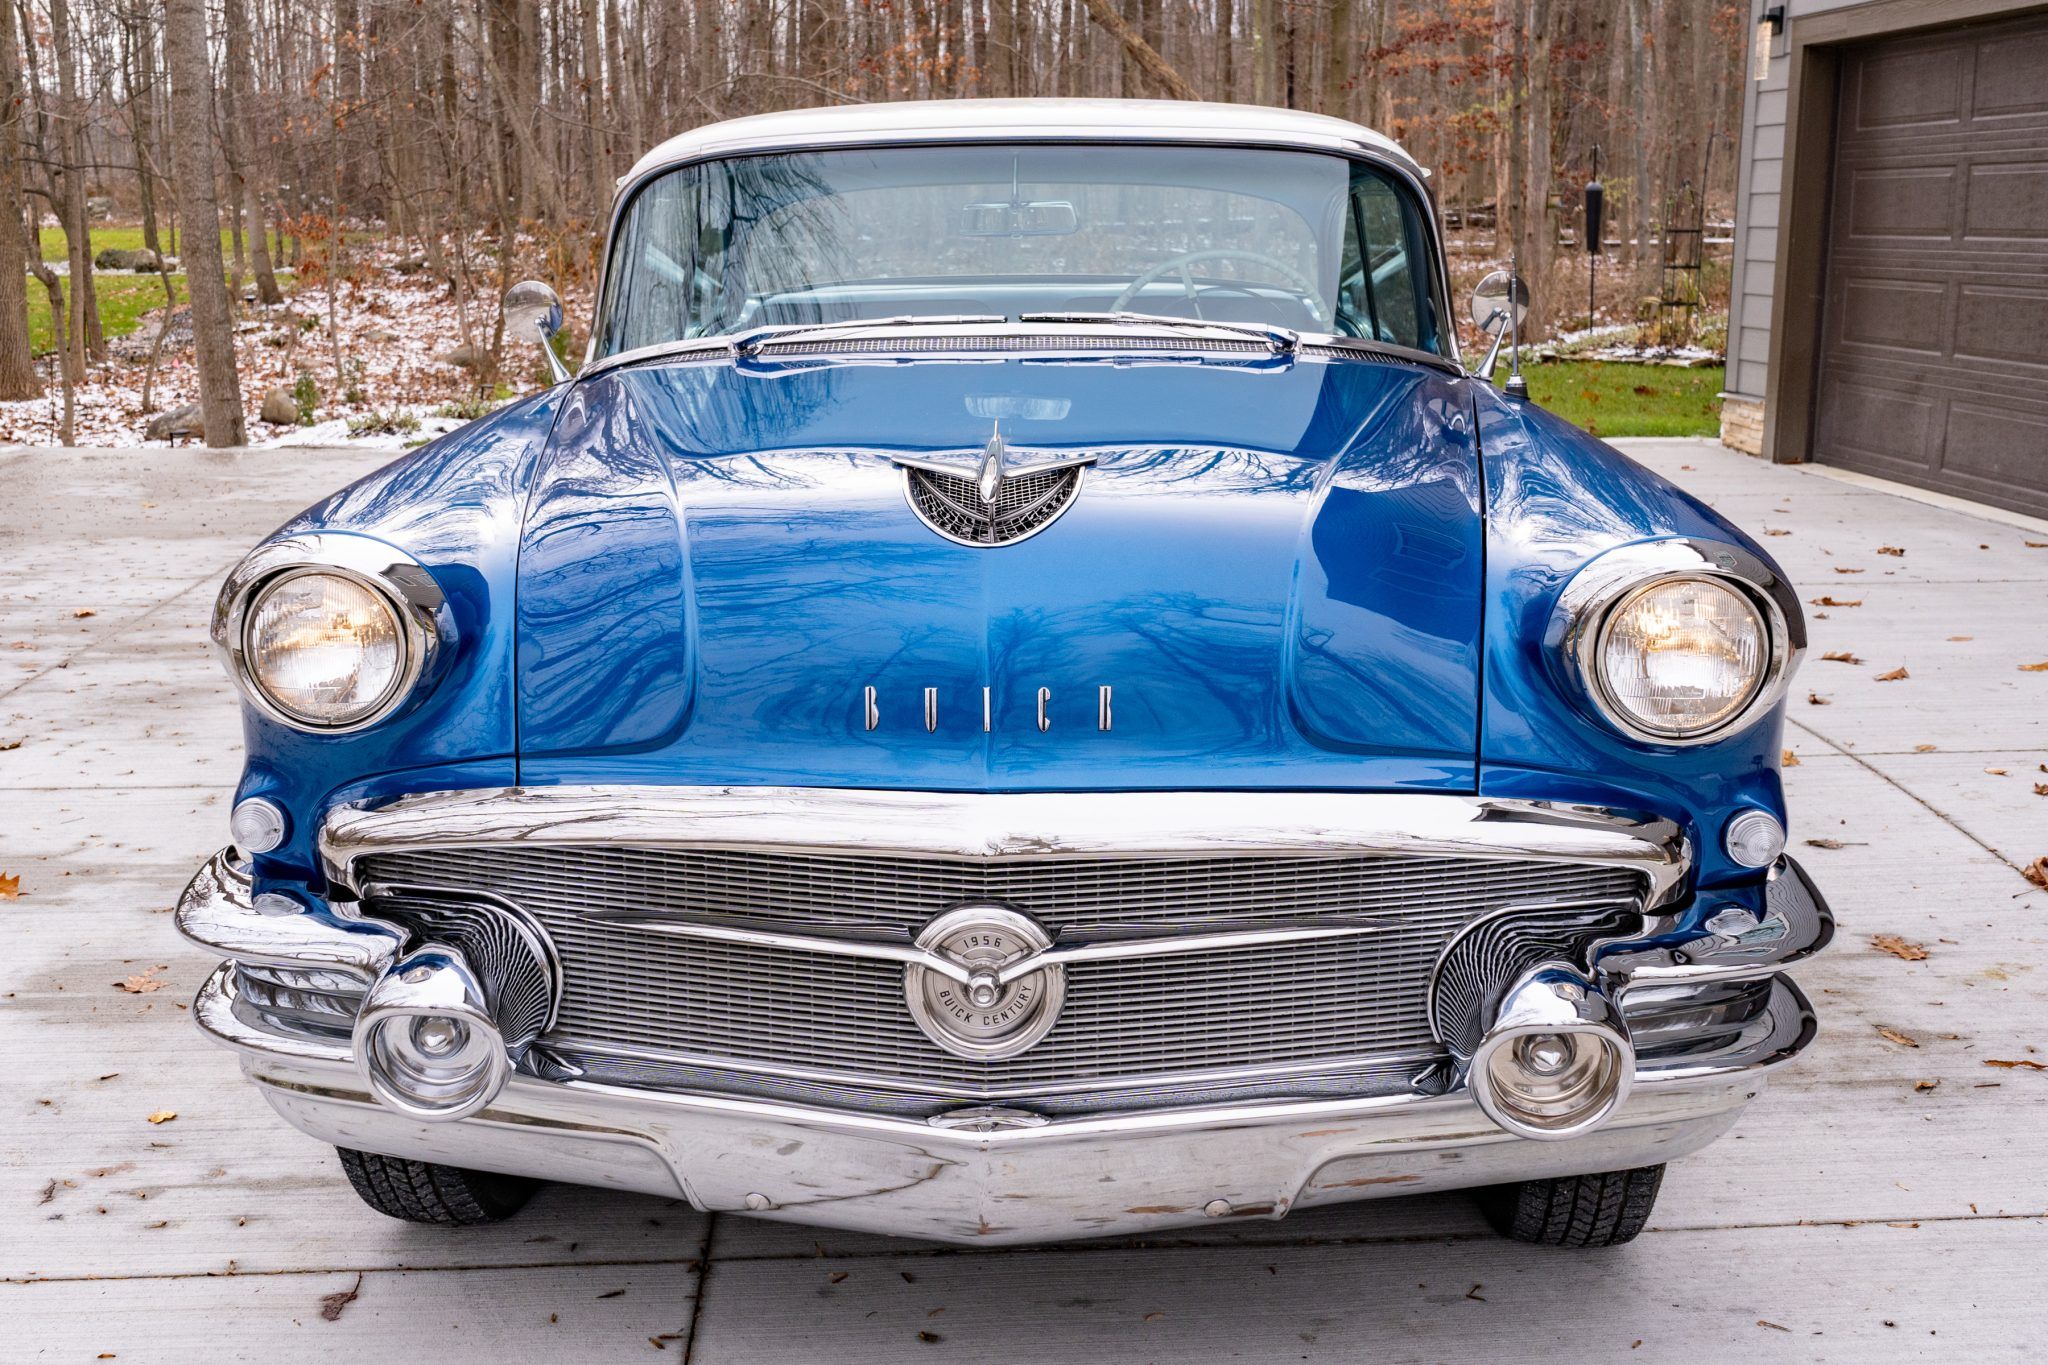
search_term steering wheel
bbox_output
[1111,249,1329,328]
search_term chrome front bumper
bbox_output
[194,961,1812,1244]
[179,788,1828,1245]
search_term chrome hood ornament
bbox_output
[895,436,1094,547]
[977,424,1006,504]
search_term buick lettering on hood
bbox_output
[179,100,1828,1248]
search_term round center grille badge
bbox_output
[904,905,1064,1060]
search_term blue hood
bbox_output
[515,355,1484,792]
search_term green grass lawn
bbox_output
[1522,360,1724,439]
[24,273,188,355]
[39,225,285,263]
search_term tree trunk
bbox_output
[166,0,247,447]
[1522,0,1555,333]
[0,0,37,399]
[49,0,101,363]
[1081,0,1198,101]
[223,0,282,305]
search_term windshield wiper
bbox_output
[730,315,1006,356]
[1018,310,1298,355]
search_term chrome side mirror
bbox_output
[504,280,570,385]
[1469,266,1532,401]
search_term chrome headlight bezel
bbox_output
[1549,539,1804,748]
[212,533,451,735]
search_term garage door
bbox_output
[1812,11,2048,519]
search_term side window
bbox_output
[1338,170,1440,353]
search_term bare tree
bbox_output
[166,0,247,445]
[0,0,38,399]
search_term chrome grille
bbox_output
[360,847,1644,1100]
[905,462,1083,545]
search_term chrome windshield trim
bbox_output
[1018,310,1299,354]
[319,786,1691,907]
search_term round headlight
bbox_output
[244,571,406,727]
[1595,577,1767,739]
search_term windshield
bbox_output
[595,143,1446,358]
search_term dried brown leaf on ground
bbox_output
[320,1272,364,1321]
[1914,743,1938,752]
[0,871,18,899]
[1877,545,1906,556]
[1764,528,1790,537]
[1949,635,1973,641]
[72,608,96,618]
[1782,749,1801,767]
[2019,662,2048,672]
[1823,651,1862,664]
[1833,566,1865,574]
[1876,1026,1919,1048]
[1986,768,2010,776]
[146,1110,176,1124]
[114,966,167,994]
[1807,692,1831,705]
[1871,934,1929,961]
[1805,837,1865,849]
[2023,857,2048,891]
[1984,1058,2046,1071]
[1915,1079,1940,1092]
[2026,541,2048,549]
[1875,666,1910,682]
[1811,597,1862,607]
[2033,784,2048,797]
[1757,1320,1791,1332]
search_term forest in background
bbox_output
[0,0,1752,446]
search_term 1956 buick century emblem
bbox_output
[896,426,1094,547]
[903,905,1066,1059]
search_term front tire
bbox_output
[336,1147,537,1225]
[1478,1163,1665,1247]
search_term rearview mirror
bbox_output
[504,280,570,385]
[959,200,1080,237]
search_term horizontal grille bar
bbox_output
[360,846,1644,1101]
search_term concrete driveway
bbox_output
[3,438,2044,1362]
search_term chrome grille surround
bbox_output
[332,788,1684,1111]
[901,460,1087,546]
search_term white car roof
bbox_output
[621,99,1426,191]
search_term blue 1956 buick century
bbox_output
[178,99,1829,1248]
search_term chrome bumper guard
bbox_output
[178,790,1828,1245]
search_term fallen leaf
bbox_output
[2033,784,2048,797]
[1984,1058,2046,1072]
[1914,1080,1939,1092]
[146,1110,176,1124]
[2019,662,2048,672]
[1804,837,1862,849]
[0,871,18,899]
[73,608,96,619]
[1632,384,1657,396]
[1143,1312,1166,1321]
[2026,541,2048,548]
[1810,596,1862,607]
[114,966,168,995]
[1949,635,1973,641]
[1871,934,1929,961]
[1758,1319,1791,1332]
[1822,651,1862,664]
[1915,744,1937,752]
[1781,749,1801,767]
[1875,666,1909,681]
[1807,692,1831,705]
[1986,767,2010,776]
[1832,566,1865,574]
[597,1289,625,1299]
[1876,1026,1919,1048]
[828,1271,848,1284]
[2024,857,2048,892]
[1465,1283,1487,1301]
[918,1331,943,1344]
[0,737,20,749]
[1764,528,1791,537]
[319,1272,363,1321]
[1876,545,1905,556]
